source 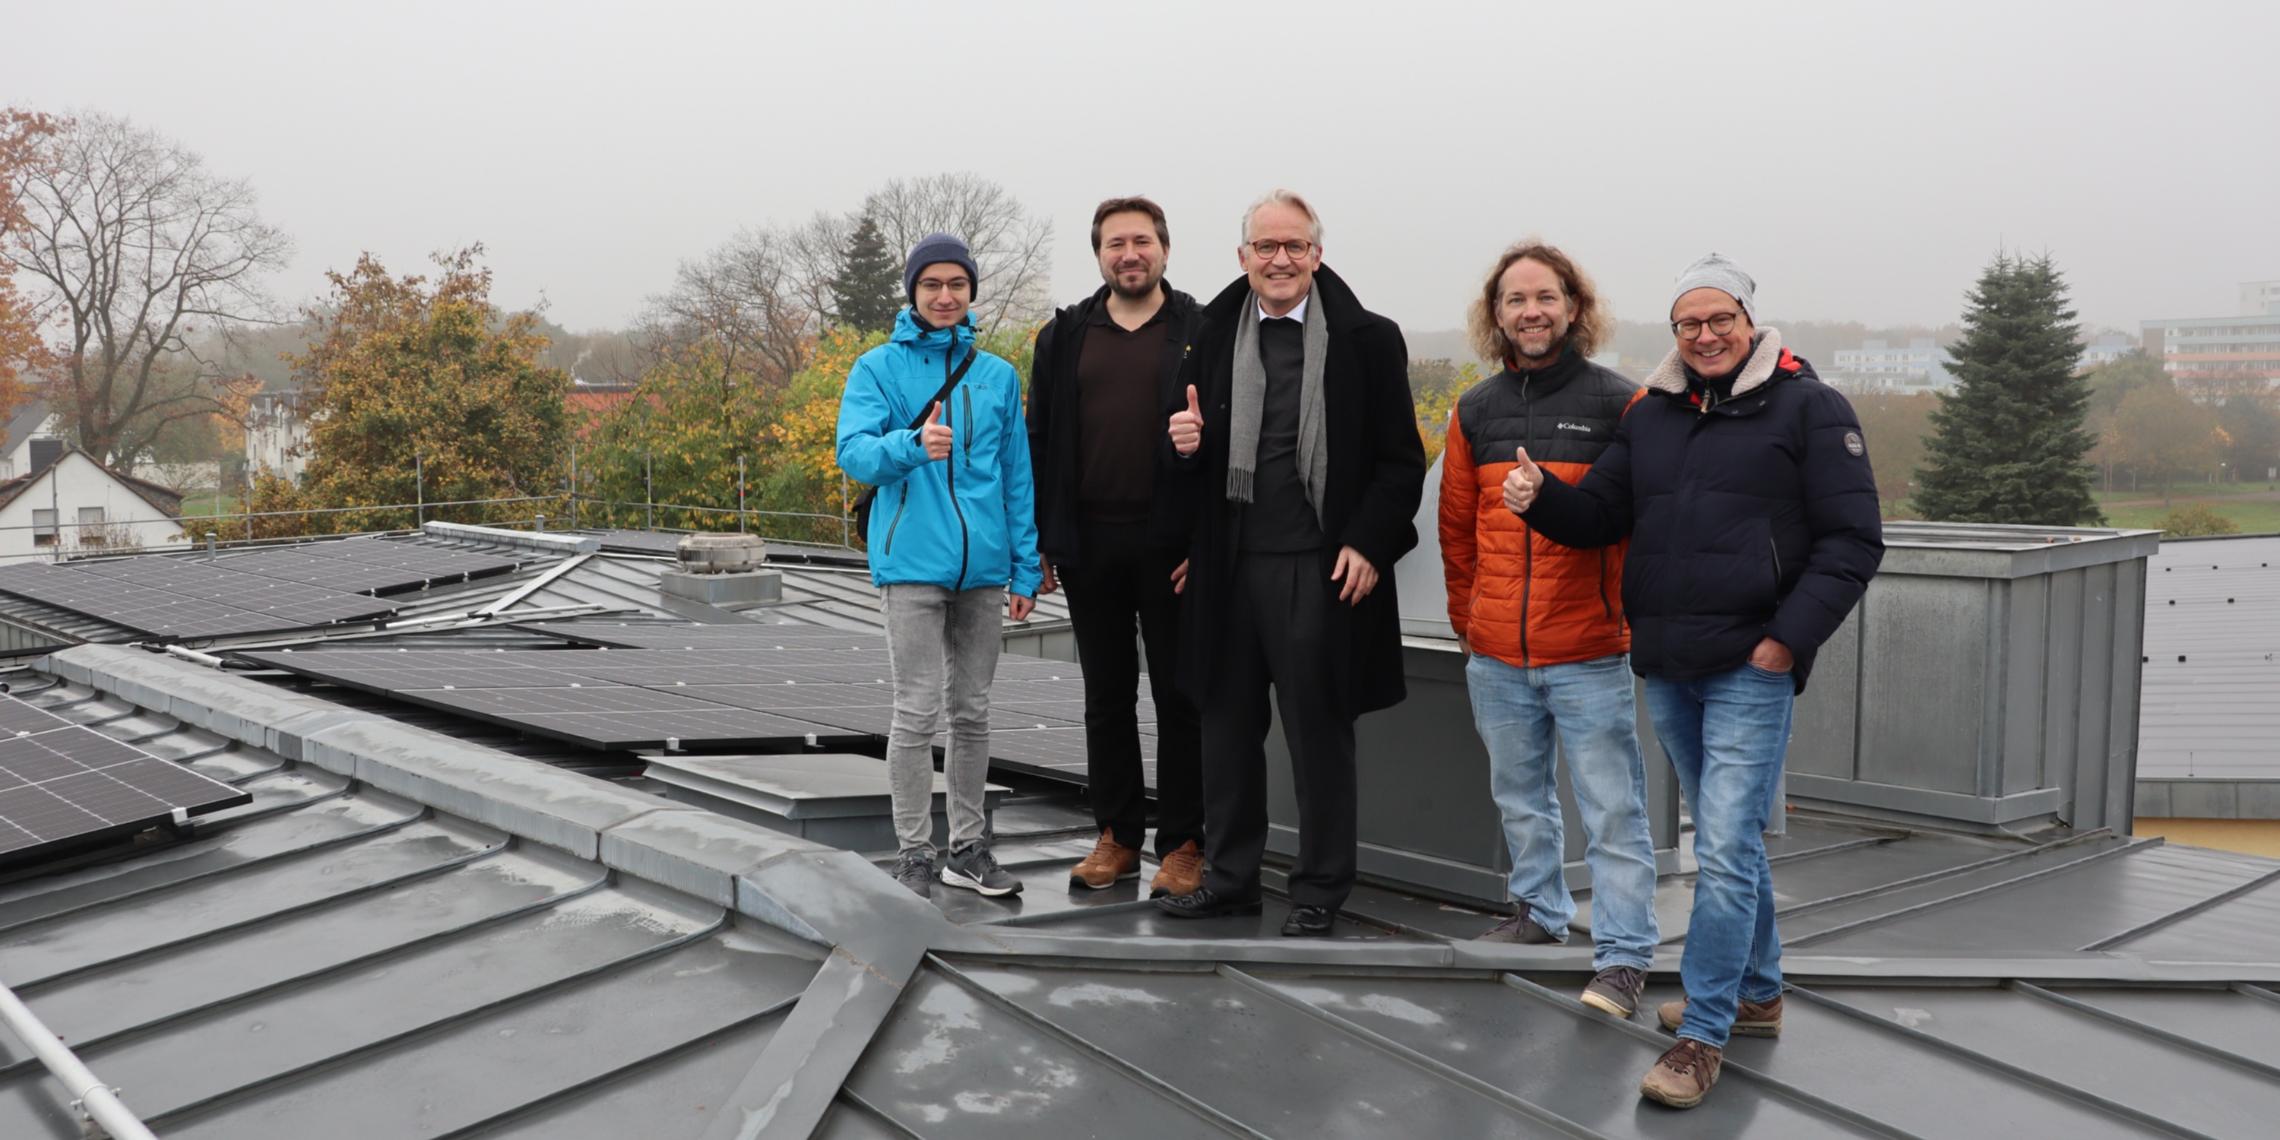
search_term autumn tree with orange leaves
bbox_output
[251,247,570,536]
[0,109,59,416]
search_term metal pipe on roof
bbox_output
[159,645,227,669]
[0,978,159,1140]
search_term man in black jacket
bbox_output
[1156,189,1427,937]
[1507,253,1883,1109]
[1027,197,1206,899]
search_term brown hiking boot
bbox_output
[1068,830,1140,890]
[1639,1038,1723,1109]
[1580,966,1646,1018]
[1150,840,1204,898]
[1657,993,1783,1038]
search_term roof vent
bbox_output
[676,533,768,574]
[660,535,780,605]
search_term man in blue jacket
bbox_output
[835,233,1043,900]
[1505,253,1883,1109]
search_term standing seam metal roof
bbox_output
[0,645,2275,1137]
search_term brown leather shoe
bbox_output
[1657,993,1782,1038]
[1150,840,1204,898]
[1639,1038,1723,1108]
[1068,830,1140,890]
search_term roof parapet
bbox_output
[421,521,599,555]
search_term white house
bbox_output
[0,447,187,563]
[247,389,313,482]
[0,402,62,481]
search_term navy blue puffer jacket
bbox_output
[1521,331,1883,692]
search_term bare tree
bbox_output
[861,173,1052,332]
[2,113,291,467]
[636,226,817,387]
[631,172,1053,382]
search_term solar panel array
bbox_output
[241,633,1104,763]
[211,540,528,595]
[0,562,397,639]
[0,541,538,640]
[0,694,252,859]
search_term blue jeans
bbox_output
[1466,652,1659,971]
[1647,663,1794,1048]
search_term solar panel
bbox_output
[239,641,1091,751]
[494,709,846,749]
[237,649,603,691]
[980,727,1103,769]
[211,540,527,595]
[243,649,855,749]
[0,699,71,736]
[525,623,888,652]
[546,650,895,687]
[0,701,252,860]
[0,559,396,640]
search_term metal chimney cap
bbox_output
[676,533,768,574]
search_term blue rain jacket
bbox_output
[835,308,1042,598]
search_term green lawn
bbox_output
[2093,482,2280,533]
[177,491,236,518]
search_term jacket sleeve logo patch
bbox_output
[1844,431,1866,456]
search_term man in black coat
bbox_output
[1155,189,1427,936]
[1026,197,1207,899]
[1507,253,1883,1109]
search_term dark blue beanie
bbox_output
[904,233,979,305]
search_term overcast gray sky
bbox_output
[9,0,2274,339]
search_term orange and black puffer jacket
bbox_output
[1440,350,1640,667]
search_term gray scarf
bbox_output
[1225,291,1330,523]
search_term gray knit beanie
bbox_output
[904,233,980,305]
[1669,252,1756,321]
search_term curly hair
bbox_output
[1467,240,1609,367]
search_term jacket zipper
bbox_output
[883,491,910,556]
[1518,372,1534,666]
[950,376,972,590]
[1769,537,1782,591]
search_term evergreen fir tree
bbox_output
[1912,253,2102,525]
[831,213,902,333]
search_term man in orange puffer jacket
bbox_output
[1439,240,1660,1020]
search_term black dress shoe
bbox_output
[1281,904,1336,937]
[1154,887,1263,919]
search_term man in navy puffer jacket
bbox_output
[836,233,1042,901]
[1507,253,1882,1110]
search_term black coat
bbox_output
[1522,332,1883,693]
[1026,281,1202,569]
[1168,266,1427,715]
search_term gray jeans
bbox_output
[882,584,1004,852]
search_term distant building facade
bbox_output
[1829,337,1955,392]
[246,390,315,483]
[2142,281,2280,396]
[2076,332,2137,372]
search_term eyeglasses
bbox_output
[1246,239,1315,261]
[1671,312,1741,339]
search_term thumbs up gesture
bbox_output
[1169,384,1205,456]
[920,402,953,461]
[1502,447,1544,515]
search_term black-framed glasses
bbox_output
[1671,312,1741,339]
[1247,238,1314,261]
